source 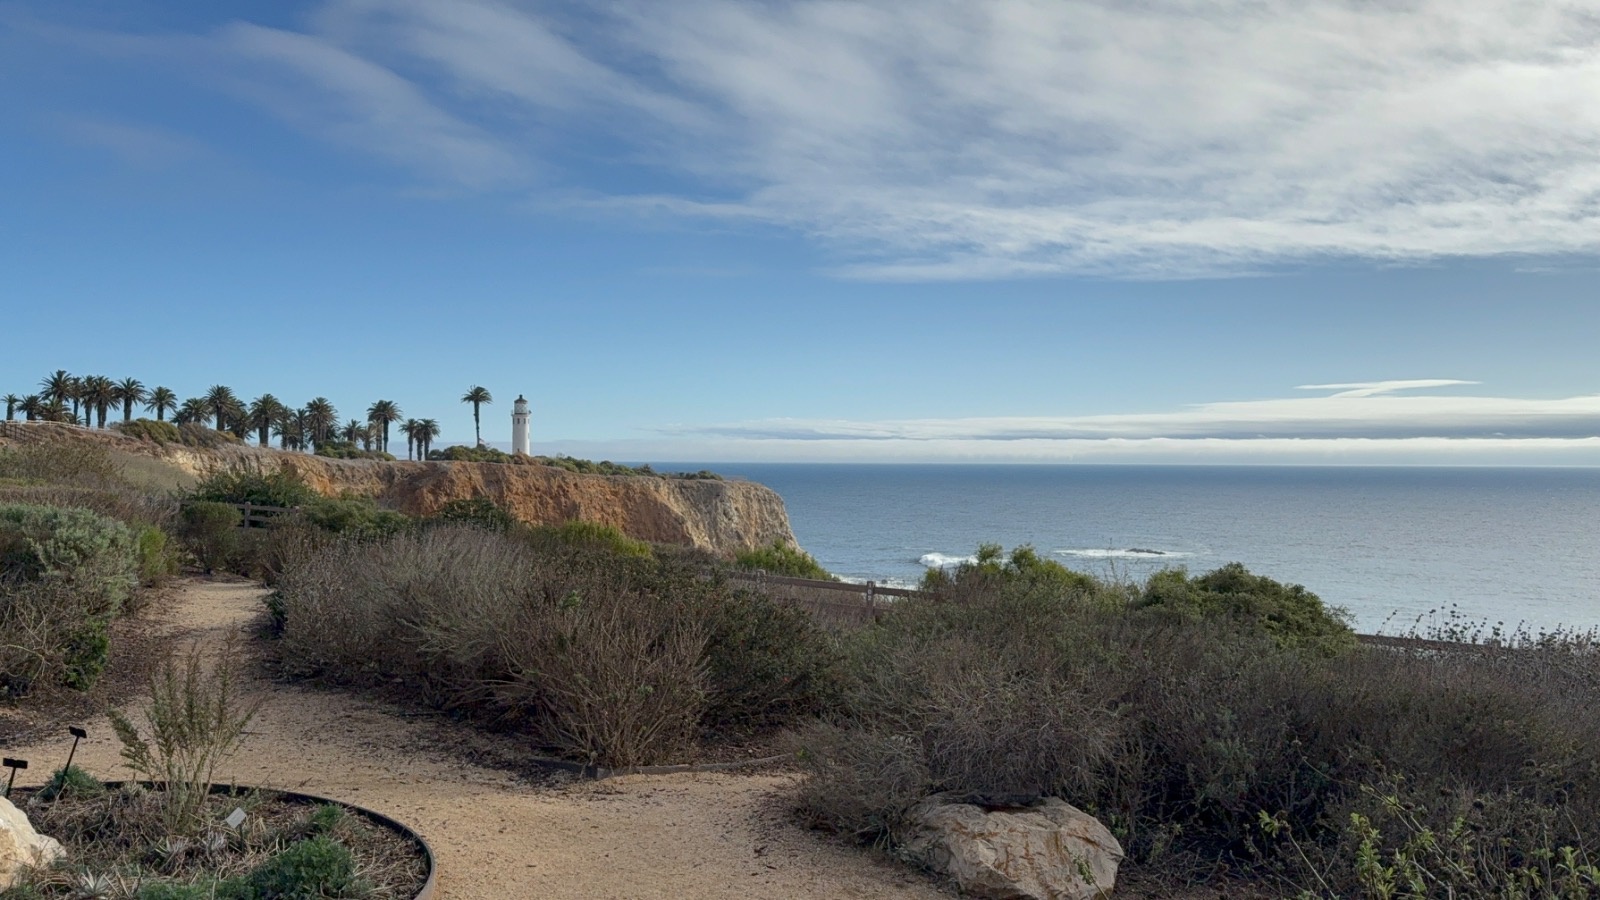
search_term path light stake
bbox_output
[2,758,26,799]
[63,726,87,775]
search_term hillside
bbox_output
[0,422,797,555]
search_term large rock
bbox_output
[900,796,1123,900]
[0,796,65,889]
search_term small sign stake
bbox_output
[2,758,27,799]
[63,726,87,774]
[225,807,247,829]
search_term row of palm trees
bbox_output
[4,371,500,462]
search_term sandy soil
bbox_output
[3,577,953,900]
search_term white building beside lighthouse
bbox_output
[511,395,531,455]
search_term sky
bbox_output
[1,0,1597,464]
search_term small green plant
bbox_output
[177,502,240,573]
[307,803,346,836]
[35,764,105,801]
[134,524,181,586]
[108,638,262,834]
[734,540,835,580]
[243,835,368,898]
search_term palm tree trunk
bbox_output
[474,405,482,445]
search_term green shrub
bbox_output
[697,584,843,734]
[0,505,135,695]
[191,470,317,509]
[427,496,514,531]
[734,540,835,580]
[134,524,181,586]
[115,417,182,445]
[0,503,137,617]
[174,423,240,448]
[244,835,367,898]
[1137,561,1355,654]
[178,501,240,573]
[521,520,652,558]
[314,445,395,461]
[299,496,410,537]
[36,764,105,801]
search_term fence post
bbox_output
[241,501,252,529]
[866,581,876,615]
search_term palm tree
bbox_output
[461,386,492,447]
[18,395,42,421]
[303,397,338,450]
[174,397,210,426]
[248,395,285,447]
[341,419,368,447]
[113,377,147,424]
[203,385,238,432]
[145,386,177,422]
[2,394,18,421]
[271,409,302,451]
[223,397,249,438]
[79,375,117,428]
[416,418,441,460]
[367,400,402,454]
[40,370,72,408]
[41,398,71,423]
[399,418,419,461]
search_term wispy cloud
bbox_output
[666,383,1600,443]
[48,0,1600,277]
[52,116,207,167]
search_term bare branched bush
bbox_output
[798,566,1600,898]
[108,637,261,834]
[272,525,836,767]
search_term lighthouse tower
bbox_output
[511,395,531,456]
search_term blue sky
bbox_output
[2,0,1597,464]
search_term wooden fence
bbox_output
[183,501,296,528]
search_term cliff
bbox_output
[0,423,797,556]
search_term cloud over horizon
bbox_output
[662,381,1600,444]
[39,0,1600,279]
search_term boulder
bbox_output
[0,796,65,889]
[900,796,1123,900]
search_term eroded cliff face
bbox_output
[0,423,796,555]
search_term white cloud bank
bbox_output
[61,0,1600,278]
[601,381,1600,463]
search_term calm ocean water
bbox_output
[697,464,1600,633]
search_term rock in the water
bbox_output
[900,796,1123,900]
[0,796,65,889]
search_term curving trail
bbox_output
[5,577,952,900]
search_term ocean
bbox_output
[697,464,1600,634]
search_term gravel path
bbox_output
[5,577,952,900]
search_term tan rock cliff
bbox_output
[0,423,797,555]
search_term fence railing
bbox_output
[181,500,296,528]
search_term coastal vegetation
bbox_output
[3,422,1597,897]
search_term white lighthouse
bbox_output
[511,395,531,456]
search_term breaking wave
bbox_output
[918,552,978,569]
[1055,548,1195,560]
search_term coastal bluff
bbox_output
[0,423,797,556]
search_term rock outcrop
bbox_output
[0,423,796,556]
[0,796,64,889]
[899,796,1123,900]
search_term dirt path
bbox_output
[5,578,951,900]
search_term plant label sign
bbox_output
[225,807,247,829]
